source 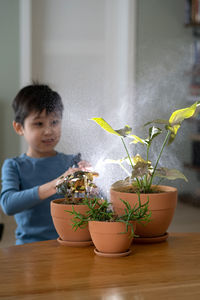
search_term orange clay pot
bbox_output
[88,221,135,254]
[110,185,177,238]
[50,199,91,243]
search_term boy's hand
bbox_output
[63,161,93,177]
[55,161,98,193]
[77,160,93,171]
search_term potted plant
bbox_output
[67,196,151,257]
[91,101,200,242]
[50,170,98,246]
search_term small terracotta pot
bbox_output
[88,221,135,253]
[50,198,91,242]
[110,185,177,237]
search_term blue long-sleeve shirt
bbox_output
[0,152,80,245]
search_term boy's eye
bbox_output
[52,120,60,126]
[34,122,43,127]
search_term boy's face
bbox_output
[13,109,62,158]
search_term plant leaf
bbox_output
[167,102,200,144]
[128,134,146,144]
[131,161,150,178]
[115,125,132,137]
[131,154,152,178]
[144,119,169,127]
[91,118,131,137]
[104,158,123,164]
[169,101,200,126]
[149,126,162,140]
[145,126,162,145]
[155,167,188,182]
[105,158,131,176]
[123,156,136,165]
[132,154,149,165]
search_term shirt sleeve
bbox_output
[0,159,41,215]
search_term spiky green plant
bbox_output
[66,196,151,237]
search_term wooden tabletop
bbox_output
[0,233,200,299]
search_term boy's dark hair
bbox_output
[12,83,64,125]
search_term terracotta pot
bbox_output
[88,221,135,253]
[50,198,91,242]
[110,185,177,238]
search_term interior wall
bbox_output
[31,0,195,195]
[0,0,20,246]
[32,0,136,195]
[0,0,195,196]
[135,0,196,194]
[0,0,20,164]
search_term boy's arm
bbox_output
[38,177,60,200]
[0,158,92,214]
[0,159,67,213]
[0,159,41,215]
[38,160,92,200]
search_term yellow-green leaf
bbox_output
[167,102,200,144]
[132,154,148,165]
[128,134,145,144]
[169,102,200,126]
[91,118,121,136]
[104,158,122,164]
[104,158,131,176]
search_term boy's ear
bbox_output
[13,121,24,136]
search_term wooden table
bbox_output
[0,233,200,299]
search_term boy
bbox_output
[0,83,89,245]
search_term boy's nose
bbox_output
[44,126,53,135]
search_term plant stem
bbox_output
[121,137,134,168]
[119,162,131,176]
[143,145,150,190]
[146,144,150,162]
[121,137,141,188]
[148,130,171,189]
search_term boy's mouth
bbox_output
[42,138,55,144]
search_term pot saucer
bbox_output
[134,232,169,244]
[94,248,132,257]
[57,237,93,247]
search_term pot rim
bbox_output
[88,220,136,225]
[110,184,177,195]
[51,198,87,206]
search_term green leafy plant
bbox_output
[91,101,200,193]
[56,171,98,204]
[66,196,151,237]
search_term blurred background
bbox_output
[0,0,200,246]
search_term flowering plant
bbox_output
[56,171,98,204]
[91,101,200,193]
